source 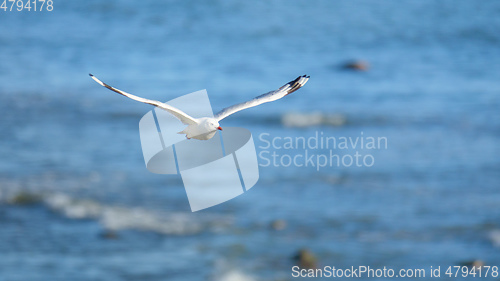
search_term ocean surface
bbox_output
[1,0,499,280]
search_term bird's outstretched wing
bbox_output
[89,74,198,125]
[214,75,310,121]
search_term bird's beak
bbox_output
[217,126,223,131]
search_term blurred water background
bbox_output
[0,0,499,280]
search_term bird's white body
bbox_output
[179,117,220,140]
[90,74,309,140]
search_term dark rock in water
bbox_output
[459,260,485,268]
[100,230,119,240]
[8,192,42,205]
[293,249,317,269]
[342,60,370,71]
[270,219,287,231]
[228,243,247,256]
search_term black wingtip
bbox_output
[284,75,310,95]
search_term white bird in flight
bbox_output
[89,74,310,140]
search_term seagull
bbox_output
[89,74,310,140]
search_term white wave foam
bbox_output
[101,207,205,235]
[218,270,256,281]
[489,230,500,247]
[213,260,257,281]
[0,180,233,236]
[2,191,233,235]
[45,193,102,219]
[282,112,346,127]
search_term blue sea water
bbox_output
[0,0,499,280]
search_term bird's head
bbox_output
[207,119,222,132]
